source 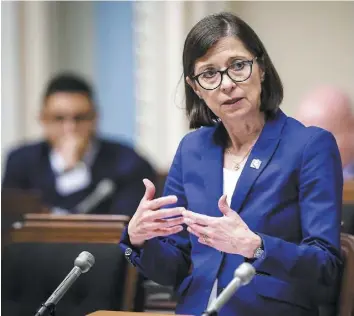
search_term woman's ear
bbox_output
[186,76,203,99]
[261,71,265,82]
[257,66,265,82]
[257,61,265,83]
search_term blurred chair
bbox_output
[1,188,46,214]
[343,181,354,203]
[338,233,354,316]
[2,214,143,316]
[342,204,354,235]
[342,181,354,235]
[319,233,354,316]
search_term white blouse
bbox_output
[207,160,247,307]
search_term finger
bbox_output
[182,210,214,226]
[188,223,214,238]
[187,226,201,238]
[158,225,184,236]
[145,207,184,221]
[146,225,184,239]
[141,216,184,231]
[141,179,156,202]
[218,194,232,216]
[187,226,213,246]
[145,195,178,211]
[198,236,212,246]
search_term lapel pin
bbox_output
[250,159,262,169]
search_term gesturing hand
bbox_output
[183,195,261,258]
[128,179,185,247]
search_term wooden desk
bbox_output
[9,214,137,311]
[10,213,129,243]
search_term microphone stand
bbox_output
[35,302,56,316]
[201,263,256,316]
[33,251,95,316]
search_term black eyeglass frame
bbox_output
[191,57,258,91]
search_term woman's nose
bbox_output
[220,73,236,92]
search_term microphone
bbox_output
[75,179,115,214]
[34,251,95,316]
[202,262,256,316]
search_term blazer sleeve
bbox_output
[2,149,28,189]
[119,137,191,287]
[253,129,343,300]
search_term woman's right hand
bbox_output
[127,178,185,247]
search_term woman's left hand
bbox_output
[182,195,261,258]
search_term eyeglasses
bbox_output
[192,57,257,90]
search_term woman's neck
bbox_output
[223,112,265,153]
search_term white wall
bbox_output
[1,2,23,163]
[230,1,354,115]
[2,1,55,164]
[54,2,94,80]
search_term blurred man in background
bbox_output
[2,73,156,216]
[296,86,354,180]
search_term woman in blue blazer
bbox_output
[120,12,343,316]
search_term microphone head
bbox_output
[97,179,115,195]
[74,251,95,273]
[234,262,256,285]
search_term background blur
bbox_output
[2,1,354,172]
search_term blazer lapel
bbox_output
[230,110,287,213]
[199,128,224,217]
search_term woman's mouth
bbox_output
[222,97,244,106]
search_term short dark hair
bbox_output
[43,72,95,108]
[183,12,283,129]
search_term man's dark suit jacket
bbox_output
[2,138,156,217]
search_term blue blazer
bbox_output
[2,138,156,216]
[120,110,343,316]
